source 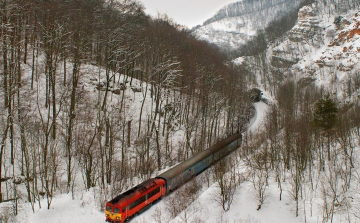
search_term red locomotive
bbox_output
[105,133,242,222]
[105,178,166,223]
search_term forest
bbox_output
[236,1,360,221]
[0,0,250,217]
[2,0,360,222]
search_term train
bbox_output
[105,133,242,223]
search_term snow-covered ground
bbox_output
[248,102,269,133]
[10,91,360,223]
[11,100,312,223]
[4,4,360,223]
[18,191,104,223]
[9,101,270,223]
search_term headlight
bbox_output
[105,214,109,217]
[116,217,120,220]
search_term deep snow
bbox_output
[11,102,271,223]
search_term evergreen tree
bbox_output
[312,94,338,161]
[312,94,338,131]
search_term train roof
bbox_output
[107,178,164,205]
[157,149,212,181]
[157,133,242,181]
[208,133,242,154]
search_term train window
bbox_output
[114,208,120,213]
[147,187,160,198]
[186,169,192,177]
[106,206,112,212]
[129,202,135,210]
[123,207,126,212]
[130,195,146,210]
[139,196,146,204]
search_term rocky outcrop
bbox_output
[287,6,323,46]
[316,12,360,72]
[271,4,324,69]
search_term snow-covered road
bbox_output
[248,101,269,133]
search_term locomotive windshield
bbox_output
[106,205,112,212]
[114,208,120,213]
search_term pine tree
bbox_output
[312,94,338,161]
[312,94,338,131]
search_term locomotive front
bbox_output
[105,203,123,223]
[105,178,166,222]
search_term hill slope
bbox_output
[193,0,309,54]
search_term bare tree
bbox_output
[243,136,270,211]
[165,179,202,221]
[213,158,241,211]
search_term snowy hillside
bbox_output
[3,0,360,223]
[190,1,360,223]
[241,2,360,101]
[193,0,308,52]
[0,1,251,222]
[10,102,271,223]
[10,98,360,223]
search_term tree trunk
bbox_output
[66,58,80,191]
